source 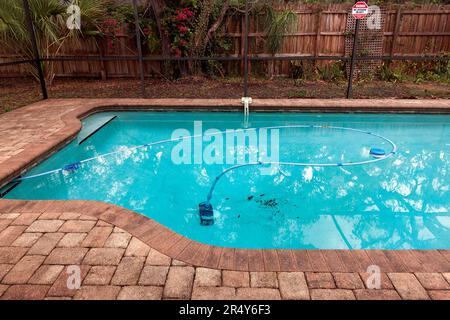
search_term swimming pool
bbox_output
[2,111,449,250]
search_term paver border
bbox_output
[0,99,449,273]
[0,199,448,273]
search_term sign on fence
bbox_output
[352,1,369,20]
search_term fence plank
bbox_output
[391,8,402,56]
[315,10,322,57]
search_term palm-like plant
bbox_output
[0,0,110,82]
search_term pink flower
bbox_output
[104,18,118,26]
[174,48,182,57]
[176,12,187,21]
[177,25,188,34]
[183,8,194,19]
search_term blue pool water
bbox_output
[3,112,450,249]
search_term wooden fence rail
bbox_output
[0,3,449,78]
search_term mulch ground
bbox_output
[1,77,449,114]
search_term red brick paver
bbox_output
[310,289,355,300]
[194,268,221,287]
[139,266,169,286]
[306,272,336,289]
[84,266,116,285]
[388,273,430,300]
[222,271,250,288]
[354,289,401,300]
[250,272,278,288]
[163,266,195,299]
[278,272,309,300]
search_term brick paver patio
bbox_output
[0,99,449,300]
[0,208,449,300]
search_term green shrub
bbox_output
[316,62,345,82]
[288,89,308,98]
[377,63,407,83]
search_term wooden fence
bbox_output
[0,3,449,78]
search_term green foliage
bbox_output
[0,0,110,80]
[0,0,64,55]
[290,61,345,82]
[105,4,161,54]
[106,4,134,23]
[288,88,308,98]
[316,62,345,81]
[204,32,231,77]
[413,58,450,84]
[226,1,297,55]
[377,63,407,83]
[207,1,232,53]
[206,59,225,78]
[377,59,450,84]
[162,1,197,56]
[264,9,297,54]
[2,105,12,113]
[144,28,161,53]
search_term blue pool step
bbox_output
[78,115,117,145]
[0,180,21,198]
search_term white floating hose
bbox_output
[14,124,397,185]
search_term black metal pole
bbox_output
[23,0,48,99]
[132,0,145,97]
[346,18,360,99]
[243,0,249,97]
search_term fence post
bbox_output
[243,0,249,97]
[346,17,361,99]
[132,0,145,97]
[22,0,48,100]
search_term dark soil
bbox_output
[1,77,448,114]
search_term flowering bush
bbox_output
[102,18,123,50]
[163,1,197,57]
[102,5,160,53]
[102,5,135,51]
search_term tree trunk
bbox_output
[189,0,217,74]
[146,0,172,77]
[206,0,229,44]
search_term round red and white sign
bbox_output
[352,1,369,19]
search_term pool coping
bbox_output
[0,98,449,273]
